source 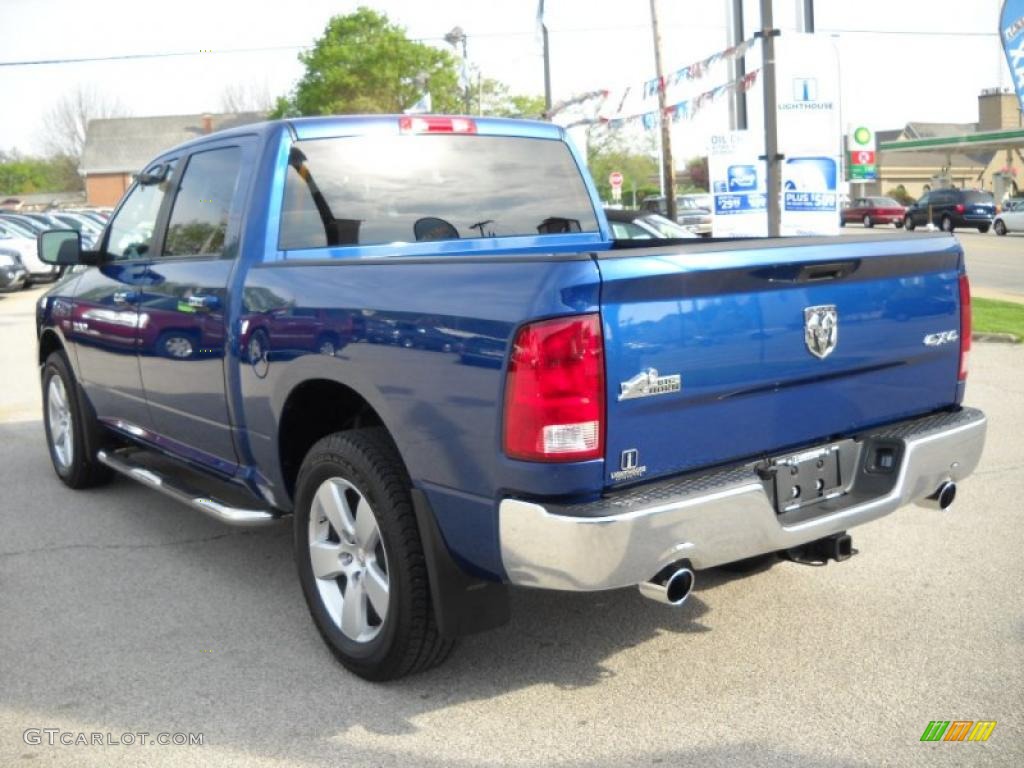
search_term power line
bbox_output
[0,44,311,68]
[0,24,1001,69]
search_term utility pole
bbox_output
[759,0,782,237]
[727,0,748,130]
[650,0,676,222]
[797,0,815,33]
[539,0,552,115]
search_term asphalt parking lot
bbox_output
[1,264,1022,767]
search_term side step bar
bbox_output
[97,449,280,527]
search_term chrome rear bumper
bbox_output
[499,408,986,591]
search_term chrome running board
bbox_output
[97,449,280,527]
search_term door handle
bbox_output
[187,294,220,311]
[112,291,138,305]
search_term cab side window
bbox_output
[163,147,242,258]
[104,161,177,261]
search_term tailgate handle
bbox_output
[798,261,857,282]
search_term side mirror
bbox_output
[38,229,82,265]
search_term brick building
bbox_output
[81,112,266,206]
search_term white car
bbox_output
[0,223,60,283]
[993,201,1024,235]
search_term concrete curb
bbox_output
[972,332,1021,344]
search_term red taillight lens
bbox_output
[955,203,966,214]
[398,116,477,134]
[959,274,971,381]
[503,314,605,462]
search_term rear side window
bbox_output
[279,134,598,251]
[963,191,993,205]
[163,147,242,258]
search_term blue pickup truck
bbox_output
[36,115,986,680]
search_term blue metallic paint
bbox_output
[35,115,970,583]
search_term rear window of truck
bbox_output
[279,135,599,251]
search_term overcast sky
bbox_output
[0,0,1013,157]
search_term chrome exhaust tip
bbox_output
[638,563,695,607]
[919,481,957,511]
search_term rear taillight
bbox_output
[398,116,477,134]
[955,203,966,214]
[959,274,971,381]
[503,314,605,462]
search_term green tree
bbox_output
[586,130,659,205]
[469,78,546,119]
[273,7,462,117]
[682,156,709,193]
[0,152,80,195]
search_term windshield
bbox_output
[1,216,44,234]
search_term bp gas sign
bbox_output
[848,125,878,181]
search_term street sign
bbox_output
[848,124,878,181]
[609,171,623,188]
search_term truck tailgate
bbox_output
[598,234,964,487]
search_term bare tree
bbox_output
[42,85,126,162]
[219,82,274,113]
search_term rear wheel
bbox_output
[42,352,112,489]
[904,215,916,231]
[978,224,990,234]
[863,215,873,228]
[941,215,954,233]
[293,428,453,680]
[994,219,1007,236]
[894,219,904,229]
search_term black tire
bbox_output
[978,224,990,234]
[863,215,873,228]
[293,428,453,680]
[941,215,954,233]
[42,351,113,489]
[894,219,904,229]
[994,219,1007,236]
[904,215,916,231]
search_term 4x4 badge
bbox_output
[618,368,681,401]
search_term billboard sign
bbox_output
[709,131,768,237]
[774,34,842,236]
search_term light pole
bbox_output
[759,0,782,237]
[539,0,552,115]
[445,26,470,113]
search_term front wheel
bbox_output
[994,220,1007,236]
[894,219,904,229]
[904,215,916,231]
[941,215,954,233]
[978,224,991,234]
[294,428,453,680]
[42,352,112,489]
[863,215,873,228]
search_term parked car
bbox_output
[0,223,61,283]
[604,208,699,240]
[50,212,102,248]
[35,114,985,680]
[904,189,995,233]
[841,197,906,228]
[993,200,1024,235]
[0,248,28,292]
[640,195,713,236]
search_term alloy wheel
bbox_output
[307,477,390,643]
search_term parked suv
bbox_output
[904,189,995,233]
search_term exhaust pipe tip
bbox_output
[919,480,957,511]
[638,564,695,607]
